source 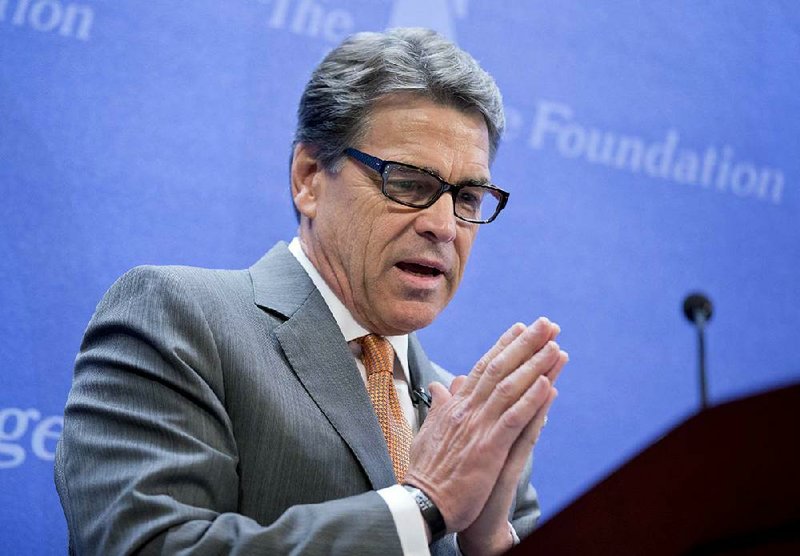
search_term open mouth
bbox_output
[396,262,443,277]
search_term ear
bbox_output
[291,143,324,220]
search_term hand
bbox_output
[457,379,559,555]
[458,322,567,554]
[456,321,566,555]
[403,317,567,535]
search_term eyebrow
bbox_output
[418,164,492,188]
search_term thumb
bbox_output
[428,381,452,408]
[449,375,468,396]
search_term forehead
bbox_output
[359,95,491,180]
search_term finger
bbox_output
[547,322,561,342]
[546,350,569,384]
[490,375,552,450]
[513,386,558,462]
[427,381,452,411]
[531,387,558,444]
[456,322,526,398]
[490,386,558,498]
[449,375,468,395]
[470,318,556,404]
[462,318,560,399]
[474,322,528,376]
[481,340,561,419]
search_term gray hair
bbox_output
[292,28,505,219]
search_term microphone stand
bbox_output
[683,293,713,411]
[695,311,709,410]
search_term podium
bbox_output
[512,383,800,555]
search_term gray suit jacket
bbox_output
[55,242,539,555]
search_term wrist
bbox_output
[458,522,516,556]
[402,484,447,542]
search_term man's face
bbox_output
[296,95,490,335]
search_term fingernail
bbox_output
[530,317,549,332]
[511,322,526,335]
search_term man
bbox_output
[55,28,567,555]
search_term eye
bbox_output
[391,180,428,193]
[385,165,441,203]
[456,187,484,208]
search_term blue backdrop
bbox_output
[2,1,798,553]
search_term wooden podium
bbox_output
[511,383,800,555]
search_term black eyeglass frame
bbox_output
[344,147,510,224]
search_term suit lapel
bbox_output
[408,333,444,425]
[250,243,396,490]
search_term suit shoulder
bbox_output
[430,361,456,388]
[93,264,253,324]
[120,263,248,286]
[108,264,249,297]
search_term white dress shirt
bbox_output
[288,238,430,556]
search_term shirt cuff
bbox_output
[377,484,431,556]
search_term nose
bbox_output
[413,192,457,243]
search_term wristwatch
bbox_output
[402,484,447,541]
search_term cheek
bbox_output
[348,206,393,279]
[455,228,478,267]
[361,204,403,253]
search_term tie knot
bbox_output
[357,334,395,377]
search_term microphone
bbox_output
[410,386,432,408]
[682,292,713,410]
[683,293,713,327]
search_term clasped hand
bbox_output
[403,317,568,553]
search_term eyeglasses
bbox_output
[345,148,509,224]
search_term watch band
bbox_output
[403,484,447,541]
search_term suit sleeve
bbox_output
[509,455,541,539]
[54,266,404,556]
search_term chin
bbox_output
[383,302,442,335]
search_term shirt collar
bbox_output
[288,237,410,380]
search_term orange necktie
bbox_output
[358,334,413,482]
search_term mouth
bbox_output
[393,258,451,291]
[395,261,445,278]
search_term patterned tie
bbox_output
[358,334,413,482]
